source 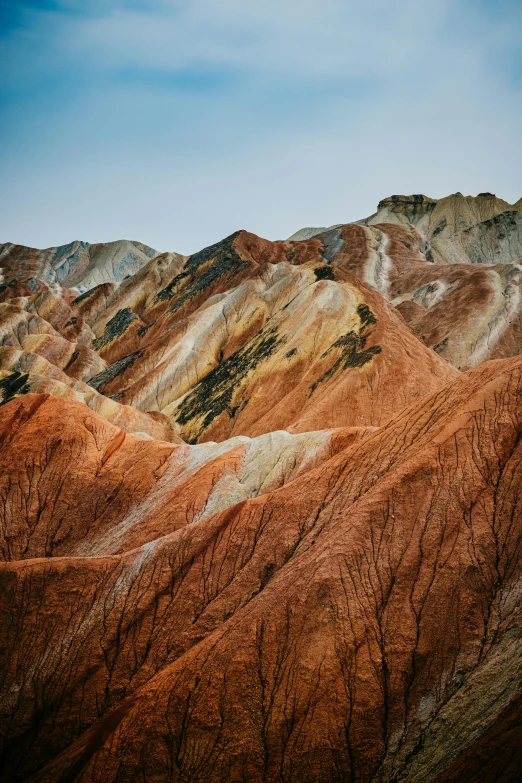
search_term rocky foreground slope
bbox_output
[1,193,522,782]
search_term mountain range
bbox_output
[1,192,521,783]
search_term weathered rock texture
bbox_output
[0,227,459,443]
[1,358,521,783]
[1,193,522,782]
[0,239,164,291]
[291,193,522,369]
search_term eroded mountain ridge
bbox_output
[0,192,521,782]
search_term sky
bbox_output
[1,0,521,254]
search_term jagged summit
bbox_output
[361,191,522,266]
[365,190,516,228]
[289,192,522,266]
[376,192,436,208]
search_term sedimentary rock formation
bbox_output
[0,239,163,291]
[1,358,521,782]
[1,192,522,782]
[0,227,458,442]
[291,193,522,369]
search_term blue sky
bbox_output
[1,0,521,253]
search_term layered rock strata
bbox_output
[1,192,522,782]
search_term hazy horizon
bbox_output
[1,1,521,255]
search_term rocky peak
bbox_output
[376,193,436,210]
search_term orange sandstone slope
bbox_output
[0,393,369,562]
[0,357,521,782]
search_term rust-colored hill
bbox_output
[1,358,521,782]
[1,194,522,782]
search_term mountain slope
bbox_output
[0,356,521,782]
[290,193,522,369]
[1,192,522,782]
[0,239,163,292]
[0,230,457,442]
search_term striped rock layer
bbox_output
[1,192,522,782]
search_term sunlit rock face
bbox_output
[1,194,522,783]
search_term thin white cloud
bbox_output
[0,1,488,85]
[0,1,521,252]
